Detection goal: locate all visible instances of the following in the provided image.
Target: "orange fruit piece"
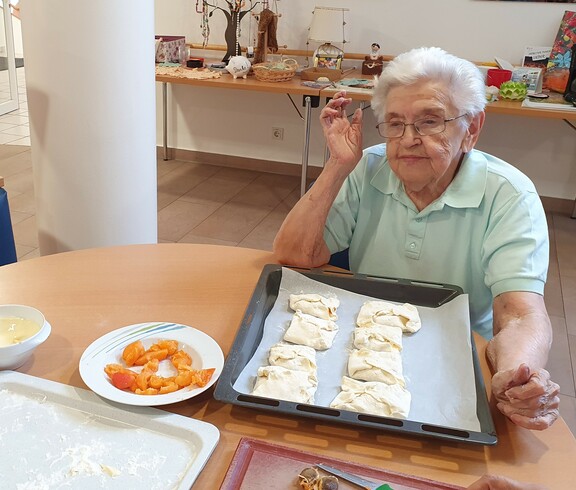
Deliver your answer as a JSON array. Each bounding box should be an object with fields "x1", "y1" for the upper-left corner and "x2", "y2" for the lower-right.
[
  {"x1": 122, "y1": 340, "x2": 145, "y2": 367},
  {"x1": 171, "y1": 350, "x2": 192, "y2": 369},
  {"x1": 133, "y1": 348, "x2": 169, "y2": 366}
]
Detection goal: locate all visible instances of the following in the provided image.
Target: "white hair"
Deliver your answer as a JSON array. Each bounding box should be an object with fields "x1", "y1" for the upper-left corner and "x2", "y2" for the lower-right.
[{"x1": 371, "y1": 47, "x2": 486, "y2": 123}]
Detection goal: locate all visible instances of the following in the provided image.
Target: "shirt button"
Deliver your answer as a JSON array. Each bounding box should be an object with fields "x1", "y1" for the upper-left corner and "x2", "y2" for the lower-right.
[{"x1": 410, "y1": 242, "x2": 416, "y2": 249}]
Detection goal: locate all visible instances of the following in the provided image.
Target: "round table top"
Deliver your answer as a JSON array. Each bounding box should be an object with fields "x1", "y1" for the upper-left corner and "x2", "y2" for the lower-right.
[{"x1": 1, "y1": 243, "x2": 575, "y2": 489}]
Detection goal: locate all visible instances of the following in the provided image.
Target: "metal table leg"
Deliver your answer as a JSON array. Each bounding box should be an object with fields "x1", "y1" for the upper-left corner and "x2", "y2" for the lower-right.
[
  {"x1": 300, "y1": 96, "x2": 312, "y2": 198},
  {"x1": 162, "y1": 82, "x2": 168, "y2": 161}
]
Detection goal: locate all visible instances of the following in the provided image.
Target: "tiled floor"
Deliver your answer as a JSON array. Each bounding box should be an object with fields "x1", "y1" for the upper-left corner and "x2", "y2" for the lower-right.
[{"x1": 2, "y1": 66, "x2": 576, "y2": 439}]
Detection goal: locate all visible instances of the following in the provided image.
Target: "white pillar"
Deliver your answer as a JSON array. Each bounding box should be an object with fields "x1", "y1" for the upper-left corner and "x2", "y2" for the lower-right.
[{"x1": 20, "y1": 0, "x2": 157, "y2": 254}]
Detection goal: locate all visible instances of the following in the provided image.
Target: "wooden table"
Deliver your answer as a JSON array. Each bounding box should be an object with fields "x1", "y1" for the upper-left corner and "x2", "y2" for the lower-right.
[
  {"x1": 156, "y1": 69, "x2": 322, "y2": 197},
  {"x1": 4, "y1": 244, "x2": 576, "y2": 489}
]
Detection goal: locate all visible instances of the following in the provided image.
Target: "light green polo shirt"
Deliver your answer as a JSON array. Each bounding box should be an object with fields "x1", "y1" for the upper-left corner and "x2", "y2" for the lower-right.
[{"x1": 324, "y1": 145, "x2": 549, "y2": 339}]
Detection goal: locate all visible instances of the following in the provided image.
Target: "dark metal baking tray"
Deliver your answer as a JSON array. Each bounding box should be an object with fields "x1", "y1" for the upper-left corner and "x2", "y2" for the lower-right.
[{"x1": 214, "y1": 264, "x2": 497, "y2": 446}]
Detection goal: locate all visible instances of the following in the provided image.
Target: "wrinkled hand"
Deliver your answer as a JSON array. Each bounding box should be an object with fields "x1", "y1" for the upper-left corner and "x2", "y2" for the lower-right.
[
  {"x1": 491, "y1": 363, "x2": 559, "y2": 430},
  {"x1": 467, "y1": 474, "x2": 547, "y2": 489},
  {"x1": 319, "y1": 91, "x2": 363, "y2": 172}
]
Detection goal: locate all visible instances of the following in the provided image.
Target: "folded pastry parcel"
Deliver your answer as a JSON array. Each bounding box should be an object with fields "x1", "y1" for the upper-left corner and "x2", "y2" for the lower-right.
[
  {"x1": 284, "y1": 310, "x2": 339, "y2": 350},
  {"x1": 268, "y1": 342, "x2": 317, "y2": 374},
  {"x1": 289, "y1": 293, "x2": 340, "y2": 321},
  {"x1": 252, "y1": 365, "x2": 318, "y2": 404},
  {"x1": 353, "y1": 324, "x2": 403, "y2": 352},
  {"x1": 356, "y1": 300, "x2": 421, "y2": 333},
  {"x1": 348, "y1": 348, "x2": 405, "y2": 386},
  {"x1": 330, "y1": 376, "x2": 411, "y2": 418}
]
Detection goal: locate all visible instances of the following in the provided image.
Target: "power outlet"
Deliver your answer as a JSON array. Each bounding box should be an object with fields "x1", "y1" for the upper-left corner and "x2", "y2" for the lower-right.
[{"x1": 272, "y1": 127, "x2": 284, "y2": 140}]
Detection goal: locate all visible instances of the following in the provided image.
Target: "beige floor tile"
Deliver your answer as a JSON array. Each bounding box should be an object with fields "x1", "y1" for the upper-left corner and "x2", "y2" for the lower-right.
[
  {"x1": 555, "y1": 214, "x2": 576, "y2": 278},
  {"x1": 12, "y1": 215, "x2": 38, "y2": 248},
  {"x1": 563, "y1": 276, "x2": 576, "y2": 336},
  {"x1": 0, "y1": 146, "x2": 32, "y2": 178},
  {"x1": 178, "y1": 233, "x2": 238, "y2": 246},
  {"x1": 7, "y1": 190, "x2": 36, "y2": 215},
  {"x1": 10, "y1": 136, "x2": 31, "y2": 146},
  {"x1": 570, "y1": 334, "x2": 576, "y2": 390},
  {"x1": 191, "y1": 201, "x2": 271, "y2": 243},
  {"x1": 157, "y1": 162, "x2": 221, "y2": 210},
  {"x1": 0, "y1": 143, "x2": 29, "y2": 161},
  {"x1": 8, "y1": 209, "x2": 32, "y2": 226},
  {"x1": 559, "y1": 394, "x2": 576, "y2": 438},
  {"x1": 230, "y1": 173, "x2": 300, "y2": 211},
  {"x1": 1, "y1": 125, "x2": 29, "y2": 137},
  {"x1": 15, "y1": 243, "x2": 36, "y2": 260},
  {"x1": 545, "y1": 269, "x2": 564, "y2": 318},
  {"x1": 158, "y1": 199, "x2": 221, "y2": 242},
  {"x1": 180, "y1": 172, "x2": 253, "y2": 206},
  {"x1": 3, "y1": 168, "x2": 35, "y2": 194},
  {"x1": 237, "y1": 199, "x2": 293, "y2": 251},
  {"x1": 18, "y1": 247, "x2": 40, "y2": 261},
  {"x1": 157, "y1": 159, "x2": 185, "y2": 178},
  {"x1": 548, "y1": 316, "x2": 575, "y2": 397}
]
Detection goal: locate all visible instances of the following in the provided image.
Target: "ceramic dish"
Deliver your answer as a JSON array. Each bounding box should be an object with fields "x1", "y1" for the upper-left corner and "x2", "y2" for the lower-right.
[{"x1": 80, "y1": 322, "x2": 224, "y2": 406}]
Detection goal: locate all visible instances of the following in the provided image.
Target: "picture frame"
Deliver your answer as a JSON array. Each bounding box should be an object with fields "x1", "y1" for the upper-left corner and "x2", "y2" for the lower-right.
[{"x1": 314, "y1": 54, "x2": 343, "y2": 70}]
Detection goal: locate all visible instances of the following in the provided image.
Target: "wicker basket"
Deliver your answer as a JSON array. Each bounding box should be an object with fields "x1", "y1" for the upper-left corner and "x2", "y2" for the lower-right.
[{"x1": 252, "y1": 59, "x2": 298, "y2": 82}]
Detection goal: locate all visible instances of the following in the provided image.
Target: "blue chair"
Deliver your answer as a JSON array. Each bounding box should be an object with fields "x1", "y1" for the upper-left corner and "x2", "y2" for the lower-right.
[
  {"x1": 329, "y1": 248, "x2": 350, "y2": 270},
  {"x1": 0, "y1": 178, "x2": 17, "y2": 266}
]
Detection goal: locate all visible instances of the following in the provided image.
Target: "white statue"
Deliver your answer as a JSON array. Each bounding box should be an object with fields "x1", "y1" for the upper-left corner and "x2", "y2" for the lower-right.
[{"x1": 226, "y1": 56, "x2": 252, "y2": 79}]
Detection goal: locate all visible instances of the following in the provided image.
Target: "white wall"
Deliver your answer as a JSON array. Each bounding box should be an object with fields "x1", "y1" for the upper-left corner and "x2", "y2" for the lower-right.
[{"x1": 155, "y1": 0, "x2": 576, "y2": 201}]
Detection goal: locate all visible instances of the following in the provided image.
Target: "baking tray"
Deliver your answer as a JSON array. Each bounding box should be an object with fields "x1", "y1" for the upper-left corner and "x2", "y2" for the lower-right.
[
  {"x1": 214, "y1": 265, "x2": 497, "y2": 445},
  {"x1": 220, "y1": 437, "x2": 464, "y2": 489},
  {"x1": 0, "y1": 371, "x2": 219, "y2": 489}
]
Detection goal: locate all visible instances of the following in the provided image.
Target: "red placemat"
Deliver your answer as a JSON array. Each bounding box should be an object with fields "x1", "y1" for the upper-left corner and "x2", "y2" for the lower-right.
[{"x1": 220, "y1": 438, "x2": 464, "y2": 490}]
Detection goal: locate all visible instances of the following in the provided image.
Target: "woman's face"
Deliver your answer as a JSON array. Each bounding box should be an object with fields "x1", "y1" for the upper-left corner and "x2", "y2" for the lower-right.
[{"x1": 383, "y1": 80, "x2": 481, "y2": 198}]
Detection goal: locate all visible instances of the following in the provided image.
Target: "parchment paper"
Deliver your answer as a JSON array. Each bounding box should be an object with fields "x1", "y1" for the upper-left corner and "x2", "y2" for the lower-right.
[{"x1": 233, "y1": 268, "x2": 480, "y2": 432}]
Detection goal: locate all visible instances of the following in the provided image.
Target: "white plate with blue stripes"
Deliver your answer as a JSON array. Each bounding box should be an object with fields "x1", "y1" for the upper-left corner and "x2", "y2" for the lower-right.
[{"x1": 80, "y1": 322, "x2": 224, "y2": 406}]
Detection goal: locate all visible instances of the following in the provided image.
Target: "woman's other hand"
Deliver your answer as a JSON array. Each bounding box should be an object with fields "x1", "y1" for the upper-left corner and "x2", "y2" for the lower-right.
[
  {"x1": 467, "y1": 474, "x2": 547, "y2": 489},
  {"x1": 491, "y1": 363, "x2": 559, "y2": 430}
]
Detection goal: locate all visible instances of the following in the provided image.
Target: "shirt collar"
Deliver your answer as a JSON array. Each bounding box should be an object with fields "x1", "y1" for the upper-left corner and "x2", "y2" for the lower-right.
[{"x1": 370, "y1": 149, "x2": 488, "y2": 210}]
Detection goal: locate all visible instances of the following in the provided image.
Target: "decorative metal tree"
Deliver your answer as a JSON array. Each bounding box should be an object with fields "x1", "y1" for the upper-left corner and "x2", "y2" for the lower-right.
[{"x1": 199, "y1": 1, "x2": 259, "y2": 62}]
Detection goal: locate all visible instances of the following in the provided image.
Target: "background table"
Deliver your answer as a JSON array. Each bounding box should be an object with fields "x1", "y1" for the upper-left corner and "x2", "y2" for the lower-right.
[{"x1": 2, "y1": 244, "x2": 576, "y2": 489}]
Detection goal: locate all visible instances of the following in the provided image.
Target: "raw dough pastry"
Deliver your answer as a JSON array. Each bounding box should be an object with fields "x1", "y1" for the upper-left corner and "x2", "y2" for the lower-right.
[
  {"x1": 289, "y1": 293, "x2": 340, "y2": 320},
  {"x1": 268, "y1": 342, "x2": 317, "y2": 373},
  {"x1": 348, "y1": 348, "x2": 405, "y2": 386},
  {"x1": 354, "y1": 325, "x2": 403, "y2": 352},
  {"x1": 330, "y1": 376, "x2": 411, "y2": 418},
  {"x1": 252, "y1": 365, "x2": 317, "y2": 404},
  {"x1": 356, "y1": 300, "x2": 421, "y2": 333},
  {"x1": 283, "y1": 311, "x2": 339, "y2": 350}
]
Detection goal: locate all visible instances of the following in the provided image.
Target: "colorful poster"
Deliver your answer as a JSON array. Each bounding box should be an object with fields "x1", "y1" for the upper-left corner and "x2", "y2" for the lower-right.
[{"x1": 543, "y1": 11, "x2": 576, "y2": 92}]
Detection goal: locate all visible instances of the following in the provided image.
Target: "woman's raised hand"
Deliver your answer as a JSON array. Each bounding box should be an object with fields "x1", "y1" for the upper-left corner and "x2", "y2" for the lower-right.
[{"x1": 319, "y1": 91, "x2": 363, "y2": 172}]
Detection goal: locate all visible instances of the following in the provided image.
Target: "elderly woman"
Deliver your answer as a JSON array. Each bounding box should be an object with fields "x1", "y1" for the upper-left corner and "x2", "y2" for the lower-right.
[{"x1": 273, "y1": 47, "x2": 559, "y2": 430}]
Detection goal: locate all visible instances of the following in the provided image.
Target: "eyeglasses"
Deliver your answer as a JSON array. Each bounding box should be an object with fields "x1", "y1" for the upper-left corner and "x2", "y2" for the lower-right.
[{"x1": 376, "y1": 114, "x2": 468, "y2": 138}]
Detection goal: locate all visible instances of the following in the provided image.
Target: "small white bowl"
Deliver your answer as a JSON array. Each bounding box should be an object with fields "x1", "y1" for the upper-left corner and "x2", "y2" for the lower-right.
[{"x1": 0, "y1": 304, "x2": 51, "y2": 370}]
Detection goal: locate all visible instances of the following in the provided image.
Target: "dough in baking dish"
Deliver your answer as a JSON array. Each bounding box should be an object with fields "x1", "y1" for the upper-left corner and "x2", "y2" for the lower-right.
[
  {"x1": 289, "y1": 293, "x2": 340, "y2": 321},
  {"x1": 356, "y1": 300, "x2": 421, "y2": 333},
  {"x1": 353, "y1": 325, "x2": 403, "y2": 352},
  {"x1": 330, "y1": 376, "x2": 411, "y2": 418},
  {"x1": 348, "y1": 348, "x2": 405, "y2": 386},
  {"x1": 283, "y1": 310, "x2": 339, "y2": 350},
  {"x1": 268, "y1": 342, "x2": 317, "y2": 373},
  {"x1": 252, "y1": 365, "x2": 317, "y2": 404}
]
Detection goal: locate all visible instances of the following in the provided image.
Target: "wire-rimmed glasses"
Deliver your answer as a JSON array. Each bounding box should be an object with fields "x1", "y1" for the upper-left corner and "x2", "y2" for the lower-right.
[{"x1": 376, "y1": 114, "x2": 468, "y2": 138}]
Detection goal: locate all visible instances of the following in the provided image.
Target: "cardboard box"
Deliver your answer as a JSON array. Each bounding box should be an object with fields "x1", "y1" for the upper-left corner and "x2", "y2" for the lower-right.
[{"x1": 155, "y1": 35, "x2": 185, "y2": 63}]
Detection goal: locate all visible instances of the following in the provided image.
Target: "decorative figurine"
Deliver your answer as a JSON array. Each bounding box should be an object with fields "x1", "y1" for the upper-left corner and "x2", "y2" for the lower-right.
[
  {"x1": 362, "y1": 42, "x2": 384, "y2": 76},
  {"x1": 226, "y1": 55, "x2": 252, "y2": 79}
]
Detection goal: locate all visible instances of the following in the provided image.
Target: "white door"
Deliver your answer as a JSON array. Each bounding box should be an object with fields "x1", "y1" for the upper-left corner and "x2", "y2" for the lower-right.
[{"x1": 0, "y1": 0, "x2": 19, "y2": 116}]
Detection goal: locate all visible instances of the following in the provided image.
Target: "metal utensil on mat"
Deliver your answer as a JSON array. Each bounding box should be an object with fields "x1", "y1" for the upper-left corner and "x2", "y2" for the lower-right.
[{"x1": 316, "y1": 463, "x2": 394, "y2": 490}]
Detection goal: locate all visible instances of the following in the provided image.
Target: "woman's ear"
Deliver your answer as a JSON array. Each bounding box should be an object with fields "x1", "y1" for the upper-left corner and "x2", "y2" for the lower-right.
[{"x1": 461, "y1": 112, "x2": 485, "y2": 153}]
